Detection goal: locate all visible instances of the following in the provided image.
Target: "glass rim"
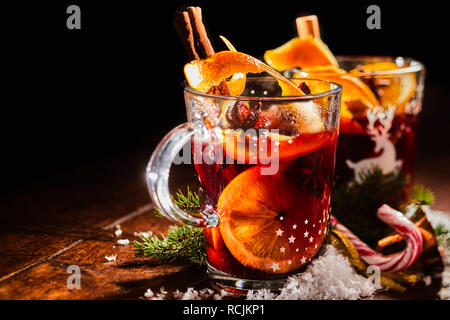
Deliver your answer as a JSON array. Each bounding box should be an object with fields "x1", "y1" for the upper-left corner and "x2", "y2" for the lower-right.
[
  {"x1": 289, "y1": 56, "x2": 424, "y2": 77},
  {"x1": 182, "y1": 78, "x2": 342, "y2": 102},
  {"x1": 336, "y1": 55, "x2": 425, "y2": 76}
]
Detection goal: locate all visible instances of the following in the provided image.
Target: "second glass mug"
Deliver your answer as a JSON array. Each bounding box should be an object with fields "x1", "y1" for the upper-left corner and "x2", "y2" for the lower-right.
[
  {"x1": 285, "y1": 57, "x2": 425, "y2": 245},
  {"x1": 147, "y1": 78, "x2": 342, "y2": 291},
  {"x1": 285, "y1": 56, "x2": 425, "y2": 187}
]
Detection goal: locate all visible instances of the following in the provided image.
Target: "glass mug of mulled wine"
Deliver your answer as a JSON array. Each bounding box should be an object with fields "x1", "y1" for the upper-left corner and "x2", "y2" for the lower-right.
[
  {"x1": 146, "y1": 77, "x2": 341, "y2": 291},
  {"x1": 286, "y1": 56, "x2": 425, "y2": 244}
]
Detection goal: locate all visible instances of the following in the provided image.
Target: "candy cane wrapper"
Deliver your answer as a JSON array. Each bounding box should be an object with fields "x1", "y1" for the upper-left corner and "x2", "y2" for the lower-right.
[{"x1": 330, "y1": 204, "x2": 423, "y2": 272}]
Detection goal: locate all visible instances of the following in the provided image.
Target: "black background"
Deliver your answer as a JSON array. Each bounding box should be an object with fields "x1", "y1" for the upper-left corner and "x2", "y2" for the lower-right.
[{"x1": 2, "y1": 0, "x2": 449, "y2": 196}]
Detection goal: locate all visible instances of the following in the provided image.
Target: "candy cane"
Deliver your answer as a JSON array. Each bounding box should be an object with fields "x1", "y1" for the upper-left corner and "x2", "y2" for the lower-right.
[{"x1": 330, "y1": 204, "x2": 423, "y2": 272}]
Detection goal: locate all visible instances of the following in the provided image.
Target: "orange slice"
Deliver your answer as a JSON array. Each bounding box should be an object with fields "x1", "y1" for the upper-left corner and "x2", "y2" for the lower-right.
[
  {"x1": 264, "y1": 36, "x2": 339, "y2": 71},
  {"x1": 294, "y1": 71, "x2": 381, "y2": 119},
  {"x1": 297, "y1": 65, "x2": 346, "y2": 75},
  {"x1": 222, "y1": 130, "x2": 331, "y2": 164},
  {"x1": 219, "y1": 36, "x2": 246, "y2": 96},
  {"x1": 351, "y1": 62, "x2": 399, "y2": 72},
  {"x1": 184, "y1": 51, "x2": 305, "y2": 96},
  {"x1": 225, "y1": 72, "x2": 247, "y2": 96},
  {"x1": 218, "y1": 164, "x2": 329, "y2": 273},
  {"x1": 334, "y1": 75, "x2": 380, "y2": 114},
  {"x1": 351, "y1": 62, "x2": 417, "y2": 112}
]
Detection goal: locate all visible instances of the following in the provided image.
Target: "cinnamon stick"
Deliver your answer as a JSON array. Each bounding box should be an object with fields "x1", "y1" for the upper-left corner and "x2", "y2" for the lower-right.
[
  {"x1": 187, "y1": 6, "x2": 215, "y2": 58},
  {"x1": 296, "y1": 15, "x2": 320, "y2": 39},
  {"x1": 174, "y1": 11, "x2": 199, "y2": 60},
  {"x1": 174, "y1": 6, "x2": 231, "y2": 95}
]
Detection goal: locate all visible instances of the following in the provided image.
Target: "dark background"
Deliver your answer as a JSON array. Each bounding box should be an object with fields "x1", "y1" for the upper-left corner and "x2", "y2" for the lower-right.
[{"x1": 2, "y1": 0, "x2": 449, "y2": 197}]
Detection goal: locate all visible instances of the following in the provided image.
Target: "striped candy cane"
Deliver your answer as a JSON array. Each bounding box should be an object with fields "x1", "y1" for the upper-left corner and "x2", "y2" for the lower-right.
[{"x1": 330, "y1": 204, "x2": 423, "y2": 272}]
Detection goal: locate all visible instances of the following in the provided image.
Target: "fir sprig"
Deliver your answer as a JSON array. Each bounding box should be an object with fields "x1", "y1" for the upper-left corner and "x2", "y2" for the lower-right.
[
  {"x1": 410, "y1": 184, "x2": 435, "y2": 206},
  {"x1": 134, "y1": 225, "x2": 206, "y2": 265},
  {"x1": 135, "y1": 187, "x2": 206, "y2": 265},
  {"x1": 153, "y1": 186, "x2": 201, "y2": 218},
  {"x1": 172, "y1": 187, "x2": 201, "y2": 213}
]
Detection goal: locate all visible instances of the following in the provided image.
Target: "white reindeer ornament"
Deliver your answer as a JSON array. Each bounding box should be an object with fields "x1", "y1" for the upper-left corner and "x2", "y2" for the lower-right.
[{"x1": 346, "y1": 106, "x2": 402, "y2": 183}]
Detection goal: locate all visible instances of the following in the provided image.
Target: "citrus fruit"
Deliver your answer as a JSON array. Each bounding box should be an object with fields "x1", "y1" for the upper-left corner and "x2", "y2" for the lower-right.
[
  {"x1": 351, "y1": 62, "x2": 417, "y2": 112},
  {"x1": 218, "y1": 35, "x2": 246, "y2": 96},
  {"x1": 264, "y1": 36, "x2": 339, "y2": 71},
  {"x1": 294, "y1": 71, "x2": 381, "y2": 119},
  {"x1": 335, "y1": 75, "x2": 380, "y2": 115},
  {"x1": 296, "y1": 65, "x2": 346, "y2": 75},
  {"x1": 217, "y1": 164, "x2": 330, "y2": 273},
  {"x1": 352, "y1": 62, "x2": 398, "y2": 72},
  {"x1": 222, "y1": 129, "x2": 331, "y2": 165},
  {"x1": 184, "y1": 51, "x2": 305, "y2": 96}
]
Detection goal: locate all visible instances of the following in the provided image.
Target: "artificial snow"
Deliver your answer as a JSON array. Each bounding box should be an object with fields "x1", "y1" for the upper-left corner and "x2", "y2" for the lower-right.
[
  {"x1": 117, "y1": 239, "x2": 130, "y2": 246},
  {"x1": 144, "y1": 287, "x2": 167, "y2": 300},
  {"x1": 438, "y1": 251, "x2": 450, "y2": 300},
  {"x1": 114, "y1": 225, "x2": 123, "y2": 237},
  {"x1": 134, "y1": 231, "x2": 153, "y2": 238},
  {"x1": 139, "y1": 208, "x2": 450, "y2": 300},
  {"x1": 144, "y1": 289, "x2": 154, "y2": 298},
  {"x1": 247, "y1": 245, "x2": 376, "y2": 300},
  {"x1": 175, "y1": 288, "x2": 214, "y2": 300},
  {"x1": 424, "y1": 208, "x2": 450, "y2": 300},
  {"x1": 145, "y1": 287, "x2": 230, "y2": 300},
  {"x1": 144, "y1": 245, "x2": 377, "y2": 300},
  {"x1": 105, "y1": 255, "x2": 117, "y2": 262}
]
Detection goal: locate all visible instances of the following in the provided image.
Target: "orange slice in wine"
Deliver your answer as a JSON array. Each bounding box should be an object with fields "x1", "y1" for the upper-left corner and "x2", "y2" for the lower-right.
[
  {"x1": 184, "y1": 51, "x2": 305, "y2": 96},
  {"x1": 334, "y1": 75, "x2": 380, "y2": 115},
  {"x1": 293, "y1": 71, "x2": 381, "y2": 119},
  {"x1": 355, "y1": 62, "x2": 399, "y2": 72},
  {"x1": 299, "y1": 65, "x2": 346, "y2": 75},
  {"x1": 350, "y1": 62, "x2": 417, "y2": 112},
  {"x1": 222, "y1": 131, "x2": 330, "y2": 164},
  {"x1": 264, "y1": 36, "x2": 339, "y2": 71},
  {"x1": 217, "y1": 164, "x2": 329, "y2": 274}
]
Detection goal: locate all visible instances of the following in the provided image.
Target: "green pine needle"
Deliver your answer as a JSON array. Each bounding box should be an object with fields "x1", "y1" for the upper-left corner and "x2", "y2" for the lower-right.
[
  {"x1": 435, "y1": 223, "x2": 449, "y2": 237},
  {"x1": 173, "y1": 186, "x2": 201, "y2": 213},
  {"x1": 135, "y1": 187, "x2": 206, "y2": 265},
  {"x1": 134, "y1": 225, "x2": 206, "y2": 265},
  {"x1": 411, "y1": 184, "x2": 435, "y2": 206},
  {"x1": 153, "y1": 186, "x2": 201, "y2": 218}
]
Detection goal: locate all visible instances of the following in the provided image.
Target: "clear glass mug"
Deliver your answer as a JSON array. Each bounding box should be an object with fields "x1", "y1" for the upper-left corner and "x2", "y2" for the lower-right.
[
  {"x1": 146, "y1": 77, "x2": 341, "y2": 291},
  {"x1": 286, "y1": 56, "x2": 425, "y2": 244},
  {"x1": 286, "y1": 56, "x2": 425, "y2": 186}
]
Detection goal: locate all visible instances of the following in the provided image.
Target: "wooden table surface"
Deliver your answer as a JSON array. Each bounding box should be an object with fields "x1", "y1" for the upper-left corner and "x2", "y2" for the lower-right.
[{"x1": 0, "y1": 142, "x2": 448, "y2": 300}]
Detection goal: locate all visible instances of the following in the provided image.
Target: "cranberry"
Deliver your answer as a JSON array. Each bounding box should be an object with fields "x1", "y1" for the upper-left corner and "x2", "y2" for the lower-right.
[
  {"x1": 227, "y1": 101, "x2": 251, "y2": 127},
  {"x1": 227, "y1": 101, "x2": 265, "y2": 130}
]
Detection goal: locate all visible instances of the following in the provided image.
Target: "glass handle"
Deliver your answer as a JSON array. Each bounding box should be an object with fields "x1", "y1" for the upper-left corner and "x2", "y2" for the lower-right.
[{"x1": 146, "y1": 121, "x2": 219, "y2": 227}]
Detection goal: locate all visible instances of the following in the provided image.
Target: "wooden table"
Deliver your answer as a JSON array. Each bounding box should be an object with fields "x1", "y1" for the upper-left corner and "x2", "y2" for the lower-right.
[{"x1": 0, "y1": 143, "x2": 448, "y2": 300}]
